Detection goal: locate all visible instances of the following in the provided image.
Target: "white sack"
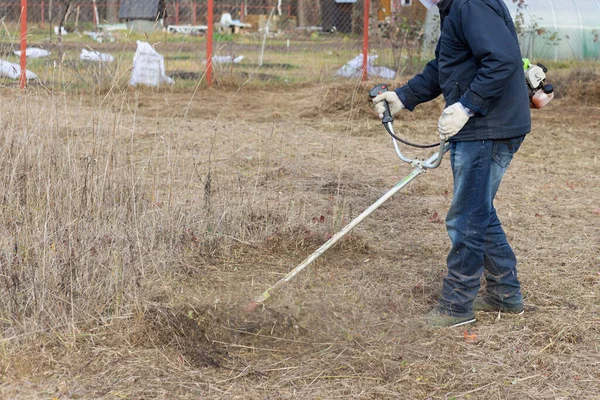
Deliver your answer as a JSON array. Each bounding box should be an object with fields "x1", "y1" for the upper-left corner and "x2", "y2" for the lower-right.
[
  {"x1": 54, "y1": 26, "x2": 68, "y2": 35},
  {"x1": 204, "y1": 55, "x2": 244, "y2": 64},
  {"x1": 14, "y1": 48, "x2": 51, "y2": 58},
  {"x1": 0, "y1": 59, "x2": 37, "y2": 80},
  {"x1": 80, "y1": 48, "x2": 114, "y2": 63},
  {"x1": 335, "y1": 54, "x2": 396, "y2": 80},
  {"x1": 129, "y1": 41, "x2": 174, "y2": 87}
]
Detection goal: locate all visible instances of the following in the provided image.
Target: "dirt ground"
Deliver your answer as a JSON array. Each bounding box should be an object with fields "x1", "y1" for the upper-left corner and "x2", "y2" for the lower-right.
[{"x1": 1, "y1": 79, "x2": 599, "y2": 399}]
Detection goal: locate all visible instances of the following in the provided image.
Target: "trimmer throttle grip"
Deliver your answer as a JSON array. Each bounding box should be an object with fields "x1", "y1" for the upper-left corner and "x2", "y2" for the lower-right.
[{"x1": 369, "y1": 84, "x2": 394, "y2": 124}]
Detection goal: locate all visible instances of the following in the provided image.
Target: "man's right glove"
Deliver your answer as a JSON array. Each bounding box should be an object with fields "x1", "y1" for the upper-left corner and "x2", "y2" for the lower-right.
[{"x1": 372, "y1": 91, "x2": 405, "y2": 120}]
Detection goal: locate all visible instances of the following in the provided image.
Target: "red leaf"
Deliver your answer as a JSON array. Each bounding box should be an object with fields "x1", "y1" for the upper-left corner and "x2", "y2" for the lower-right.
[
  {"x1": 535, "y1": 213, "x2": 543, "y2": 218},
  {"x1": 566, "y1": 181, "x2": 576, "y2": 189},
  {"x1": 312, "y1": 215, "x2": 326, "y2": 223},
  {"x1": 594, "y1": 210, "x2": 600, "y2": 216},
  {"x1": 428, "y1": 212, "x2": 443, "y2": 224}
]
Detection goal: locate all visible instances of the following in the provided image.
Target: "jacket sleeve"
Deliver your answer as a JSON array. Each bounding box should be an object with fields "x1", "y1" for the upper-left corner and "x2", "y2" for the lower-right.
[
  {"x1": 458, "y1": 0, "x2": 523, "y2": 116},
  {"x1": 395, "y1": 40, "x2": 442, "y2": 111}
]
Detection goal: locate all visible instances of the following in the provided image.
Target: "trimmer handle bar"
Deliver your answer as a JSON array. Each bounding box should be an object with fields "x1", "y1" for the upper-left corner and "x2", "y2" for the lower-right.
[{"x1": 370, "y1": 84, "x2": 448, "y2": 170}]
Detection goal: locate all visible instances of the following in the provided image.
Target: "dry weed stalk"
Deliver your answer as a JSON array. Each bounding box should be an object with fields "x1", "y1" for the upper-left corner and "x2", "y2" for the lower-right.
[{"x1": 0, "y1": 87, "x2": 295, "y2": 346}]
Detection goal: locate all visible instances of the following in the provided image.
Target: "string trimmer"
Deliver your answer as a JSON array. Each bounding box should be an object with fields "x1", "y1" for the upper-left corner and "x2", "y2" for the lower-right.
[
  {"x1": 245, "y1": 58, "x2": 555, "y2": 313},
  {"x1": 245, "y1": 84, "x2": 449, "y2": 313}
]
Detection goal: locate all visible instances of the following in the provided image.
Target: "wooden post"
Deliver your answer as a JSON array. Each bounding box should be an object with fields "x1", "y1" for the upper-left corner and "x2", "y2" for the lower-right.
[
  {"x1": 41, "y1": 0, "x2": 44, "y2": 28},
  {"x1": 75, "y1": 5, "x2": 80, "y2": 31},
  {"x1": 362, "y1": 0, "x2": 370, "y2": 81},
  {"x1": 175, "y1": 2, "x2": 179, "y2": 25},
  {"x1": 20, "y1": 0, "x2": 27, "y2": 89},
  {"x1": 192, "y1": 2, "x2": 196, "y2": 25},
  {"x1": 298, "y1": 0, "x2": 307, "y2": 27}
]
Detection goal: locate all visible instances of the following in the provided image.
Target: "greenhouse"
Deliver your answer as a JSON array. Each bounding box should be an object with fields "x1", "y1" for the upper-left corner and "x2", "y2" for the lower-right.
[{"x1": 423, "y1": 0, "x2": 600, "y2": 61}]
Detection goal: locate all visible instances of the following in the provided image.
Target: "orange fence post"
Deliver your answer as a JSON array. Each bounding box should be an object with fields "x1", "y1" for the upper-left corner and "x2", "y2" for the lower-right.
[
  {"x1": 92, "y1": 0, "x2": 97, "y2": 25},
  {"x1": 20, "y1": 0, "x2": 27, "y2": 89},
  {"x1": 362, "y1": 0, "x2": 370, "y2": 81},
  {"x1": 206, "y1": 0, "x2": 213, "y2": 87}
]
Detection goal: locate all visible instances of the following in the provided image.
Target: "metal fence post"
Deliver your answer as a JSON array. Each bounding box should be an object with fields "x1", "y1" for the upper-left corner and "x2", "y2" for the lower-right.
[
  {"x1": 20, "y1": 0, "x2": 27, "y2": 89},
  {"x1": 206, "y1": 0, "x2": 213, "y2": 87},
  {"x1": 362, "y1": 0, "x2": 370, "y2": 81}
]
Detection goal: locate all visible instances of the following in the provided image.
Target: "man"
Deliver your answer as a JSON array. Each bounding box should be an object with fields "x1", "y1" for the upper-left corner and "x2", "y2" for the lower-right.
[{"x1": 373, "y1": 0, "x2": 531, "y2": 327}]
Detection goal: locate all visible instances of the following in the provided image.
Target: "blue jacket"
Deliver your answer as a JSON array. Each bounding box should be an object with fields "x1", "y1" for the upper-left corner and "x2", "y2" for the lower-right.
[{"x1": 396, "y1": 0, "x2": 531, "y2": 141}]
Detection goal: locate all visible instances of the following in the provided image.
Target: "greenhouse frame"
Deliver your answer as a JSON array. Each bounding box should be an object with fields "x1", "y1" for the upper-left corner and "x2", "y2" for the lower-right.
[{"x1": 423, "y1": 0, "x2": 600, "y2": 61}]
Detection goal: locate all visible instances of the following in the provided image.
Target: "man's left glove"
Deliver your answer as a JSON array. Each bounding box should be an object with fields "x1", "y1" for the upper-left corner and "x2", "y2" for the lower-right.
[{"x1": 438, "y1": 102, "x2": 472, "y2": 140}]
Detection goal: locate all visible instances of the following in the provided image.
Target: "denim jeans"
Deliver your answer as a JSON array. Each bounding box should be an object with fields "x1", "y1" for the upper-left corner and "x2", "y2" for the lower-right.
[{"x1": 439, "y1": 136, "x2": 525, "y2": 316}]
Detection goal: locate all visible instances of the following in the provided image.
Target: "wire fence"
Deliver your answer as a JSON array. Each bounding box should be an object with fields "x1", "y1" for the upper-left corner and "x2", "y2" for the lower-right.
[
  {"x1": 0, "y1": 2, "x2": 295, "y2": 27},
  {"x1": 0, "y1": 0, "x2": 429, "y2": 89},
  {"x1": 1, "y1": 0, "x2": 598, "y2": 90}
]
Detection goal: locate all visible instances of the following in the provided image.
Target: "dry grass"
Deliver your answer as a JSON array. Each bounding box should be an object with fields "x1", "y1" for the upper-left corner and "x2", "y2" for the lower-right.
[
  {"x1": 0, "y1": 76, "x2": 599, "y2": 399},
  {"x1": 552, "y1": 67, "x2": 600, "y2": 105}
]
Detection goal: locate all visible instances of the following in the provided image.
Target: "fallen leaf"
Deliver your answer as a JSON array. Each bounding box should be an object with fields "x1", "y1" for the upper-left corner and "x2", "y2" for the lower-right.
[
  {"x1": 463, "y1": 330, "x2": 478, "y2": 342},
  {"x1": 428, "y1": 212, "x2": 443, "y2": 224},
  {"x1": 566, "y1": 181, "x2": 576, "y2": 189}
]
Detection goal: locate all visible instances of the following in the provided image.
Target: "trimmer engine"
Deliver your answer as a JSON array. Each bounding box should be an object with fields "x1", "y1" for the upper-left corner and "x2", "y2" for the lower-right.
[
  {"x1": 524, "y1": 60, "x2": 547, "y2": 93},
  {"x1": 523, "y1": 58, "x2": 554, "y2": 109}
]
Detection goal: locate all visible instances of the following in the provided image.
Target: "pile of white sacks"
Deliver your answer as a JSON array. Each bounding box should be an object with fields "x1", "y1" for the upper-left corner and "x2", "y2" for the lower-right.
[{"x1": 2, "y1": 42, "x2": 175, "y2": 87}]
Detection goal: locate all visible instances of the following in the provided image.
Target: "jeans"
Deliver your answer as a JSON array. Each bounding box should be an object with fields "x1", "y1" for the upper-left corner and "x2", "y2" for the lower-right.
[{"x1": 439, "y1": 136, "x2": 525, "y2": 316}]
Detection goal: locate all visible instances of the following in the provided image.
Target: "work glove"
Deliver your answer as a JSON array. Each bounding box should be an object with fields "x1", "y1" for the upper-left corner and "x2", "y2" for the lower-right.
[
  {"x1": 438, "y1": 102, "x2": 472, "y2": 140},
  {"x1": 372, "y1": 91, "x2": 405, "y2": 119}
]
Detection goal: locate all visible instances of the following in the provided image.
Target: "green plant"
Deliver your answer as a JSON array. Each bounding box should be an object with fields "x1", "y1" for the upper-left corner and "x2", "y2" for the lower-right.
[
  {"x1": 512, "y1": 0, "x2": 563, "y2": 59},
  {"x1": 213, "y1": 32, "x2": 234, "y2": 42}
]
